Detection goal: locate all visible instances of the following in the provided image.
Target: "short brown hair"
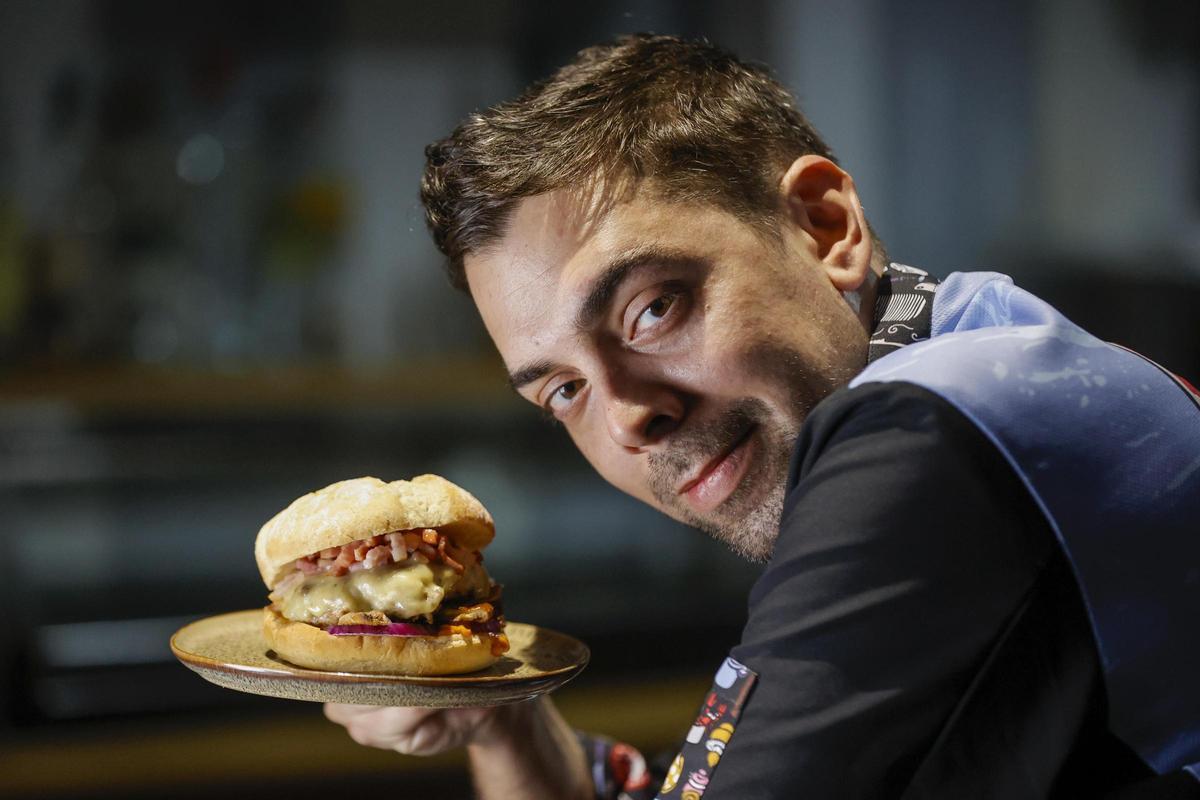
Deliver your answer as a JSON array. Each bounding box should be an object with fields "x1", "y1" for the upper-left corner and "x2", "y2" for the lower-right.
[{"x1": 421, "y1": 34, "x2": 848, "y2": 291}]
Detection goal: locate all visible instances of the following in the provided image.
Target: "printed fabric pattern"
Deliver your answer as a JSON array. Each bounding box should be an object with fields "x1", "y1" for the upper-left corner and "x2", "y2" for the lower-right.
[
  {"x1": 653, "y1": 657, "x2": 757, "y2": 800},
  {"x1": 867, "y1": 263, "x2": 940, "y2": 363},
  {"x1": 577, "y1": 658, "x2": 757, "y2": 800}
]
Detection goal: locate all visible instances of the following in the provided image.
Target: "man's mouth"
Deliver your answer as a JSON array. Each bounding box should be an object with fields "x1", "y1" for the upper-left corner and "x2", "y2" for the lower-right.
[{"x1": 676, "y1": 425, "x2": 757, "y2": 514}]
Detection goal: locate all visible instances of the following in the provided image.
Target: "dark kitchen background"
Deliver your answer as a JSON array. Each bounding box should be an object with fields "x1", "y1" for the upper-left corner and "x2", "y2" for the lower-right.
[{"x1": 1, "y1": 1, "x2": 1197, "y2": 797}]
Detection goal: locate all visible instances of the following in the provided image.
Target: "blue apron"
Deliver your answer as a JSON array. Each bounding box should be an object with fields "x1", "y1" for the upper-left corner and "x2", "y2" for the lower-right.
[{"x1": 850, "y1": 271, "x2": 1200, "y2": 776}]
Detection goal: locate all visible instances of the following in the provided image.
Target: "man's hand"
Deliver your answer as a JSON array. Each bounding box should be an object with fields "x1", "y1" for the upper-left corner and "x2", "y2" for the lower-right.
[
  {"x1": 323, "y1": 704, "x2": 505, "y2": 756},
  {"x1": 323, "y1": 696, "x2": 593, "y2": 800}
]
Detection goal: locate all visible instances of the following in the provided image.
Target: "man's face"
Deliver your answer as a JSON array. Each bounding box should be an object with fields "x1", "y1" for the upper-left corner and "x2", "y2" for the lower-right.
[{"x1": 465, "y1": 182, "x2": 869, "y2": 561}]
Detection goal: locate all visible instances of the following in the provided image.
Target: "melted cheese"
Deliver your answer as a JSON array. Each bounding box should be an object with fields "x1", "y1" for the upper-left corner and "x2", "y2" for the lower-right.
[{"x1": 278, "y1": 560, "x2": 488, "y2": 625}]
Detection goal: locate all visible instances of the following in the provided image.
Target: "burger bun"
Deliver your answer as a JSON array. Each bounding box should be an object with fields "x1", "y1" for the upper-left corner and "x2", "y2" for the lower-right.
[
  {"x1": 255, "y1": 475, "x2": 494, "y2": 589},
  {"x1": 262, "y1": 607, "x2": 501, "y2": 675}
]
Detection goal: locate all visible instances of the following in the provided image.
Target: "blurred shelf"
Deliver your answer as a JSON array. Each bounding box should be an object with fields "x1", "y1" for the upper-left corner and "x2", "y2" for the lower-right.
[
  {"x1": 0, "y1": 672, "x2": 708, "y2": 798},
  {"x1": 0, "y1": 358, "x2": 521, "y2": 416}
]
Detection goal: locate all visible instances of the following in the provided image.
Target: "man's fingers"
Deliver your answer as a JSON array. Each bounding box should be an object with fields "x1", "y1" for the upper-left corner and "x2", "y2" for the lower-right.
[
  {"x1": 323, "y1": 703, "x2": 379, "y2": 724},
  {"x1": 322, "y1": 704, "x2": 505, "y2": 755},
  {"x1": 325, "y1": 703, "x2": 437, "y2": 723},
  {"x1": 323, "y1": 704, "x2": 444, "y2": 747},
  {"x1": 346, "y1": 718, "x2": 409, "y2": 749},
  {"x1": 403, "y1": 712, "x2": 449, "y2": 755},
  {"x1": 335, "y1": 708, "x2": 449, "y2": 753}
]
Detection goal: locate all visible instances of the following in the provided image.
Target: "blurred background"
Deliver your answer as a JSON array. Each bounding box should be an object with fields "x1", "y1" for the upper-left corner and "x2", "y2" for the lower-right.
[{"x1": 1, "y1": 0, "x2": 1197, "y2": 797}]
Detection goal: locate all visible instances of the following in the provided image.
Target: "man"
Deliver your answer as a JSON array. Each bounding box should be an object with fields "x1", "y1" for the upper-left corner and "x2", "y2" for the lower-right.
[{"x1": 325, "y1": 35, "x2": 1200, "y2": 798}]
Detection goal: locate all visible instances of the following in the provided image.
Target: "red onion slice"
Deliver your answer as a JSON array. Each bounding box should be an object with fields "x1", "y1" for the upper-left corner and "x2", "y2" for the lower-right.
[{"x1": 327, "y1": 622, "x2": 434, "y2": 636}]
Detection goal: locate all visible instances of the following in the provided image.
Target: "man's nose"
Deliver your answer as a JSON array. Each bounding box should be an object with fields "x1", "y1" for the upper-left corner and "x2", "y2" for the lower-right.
[{"x1": 602, "y1": 383, "x2": 684, "y2": 450}]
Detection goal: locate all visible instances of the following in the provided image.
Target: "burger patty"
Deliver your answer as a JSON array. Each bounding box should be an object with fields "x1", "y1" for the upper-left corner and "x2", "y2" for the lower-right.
[{"x1": 274, "y1": 559, "x2": 493, "y2": 627}]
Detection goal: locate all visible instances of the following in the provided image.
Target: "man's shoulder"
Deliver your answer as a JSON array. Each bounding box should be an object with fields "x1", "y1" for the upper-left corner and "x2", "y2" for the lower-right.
[
  {"x1": 725, "y1": 382, "x2": 1069, "y2": 797},
  {"x1": 763, "y1": 379, "x2": 1054, "y2": 602},
  {"x1": 786, "y1": 379, "x2": 998, "y2": 494}
]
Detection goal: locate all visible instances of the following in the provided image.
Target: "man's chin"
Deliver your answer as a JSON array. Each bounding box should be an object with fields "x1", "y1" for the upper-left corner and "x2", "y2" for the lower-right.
[
  {"x1": 678, "y1": 482, "x2": 784, "y2": 564},
  {"x1": 645, "y1": 398, "x2": 796, "y2": 563},
  {"x1": 692, "y1": 515, "x2": 779, "y2": 564}
]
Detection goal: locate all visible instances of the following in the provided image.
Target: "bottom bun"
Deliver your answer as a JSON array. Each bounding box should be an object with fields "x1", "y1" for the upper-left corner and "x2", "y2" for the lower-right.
[{"x1": 262, "y1": 607, "x2": 501, "y2": 675}]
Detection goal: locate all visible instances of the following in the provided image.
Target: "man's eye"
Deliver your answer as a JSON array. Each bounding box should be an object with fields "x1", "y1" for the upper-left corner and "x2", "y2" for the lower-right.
[
  {"x1": 632, "y1": 292, "x2": 678, "y2": 337},
  {"x1": 555, "y1": 380, "x2": 582, "y2": 401},
  {"x1": 546, "y1": 378, "x2": 585, "y2": 414}
]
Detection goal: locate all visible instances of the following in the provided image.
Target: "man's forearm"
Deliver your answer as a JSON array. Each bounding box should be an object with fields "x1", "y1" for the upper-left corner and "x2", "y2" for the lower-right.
[{"x1": 467, "y1": 696, "x2": 593, "y2": 800}]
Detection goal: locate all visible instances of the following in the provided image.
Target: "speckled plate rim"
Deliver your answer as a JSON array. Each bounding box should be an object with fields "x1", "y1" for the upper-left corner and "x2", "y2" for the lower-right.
[{"x1": 170, "y1": 610, "x2": 589, "y2": 694}]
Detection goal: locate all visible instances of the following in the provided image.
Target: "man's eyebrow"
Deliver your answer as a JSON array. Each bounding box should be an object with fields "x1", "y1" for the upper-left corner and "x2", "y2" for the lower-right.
[
  {"x1": 574, "y1": 246, "x2": 689, "y2": 331},
  {"x1": 508, "y1": 359, "x2": 556, "y2": 393},
  {"x1": 506, "y1": 246, "x2": 692, "y2": 394}
]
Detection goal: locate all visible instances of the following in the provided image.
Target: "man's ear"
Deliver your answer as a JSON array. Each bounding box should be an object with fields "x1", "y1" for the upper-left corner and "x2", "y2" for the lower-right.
[{"x1": 780, "y1": 155, "x2": 873, "y2": 293}]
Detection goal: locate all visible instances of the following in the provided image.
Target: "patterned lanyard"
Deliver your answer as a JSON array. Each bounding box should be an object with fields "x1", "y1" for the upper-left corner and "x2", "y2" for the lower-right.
[{"x1": 867, "y1": 263, "x2": 940, "y2": 365}]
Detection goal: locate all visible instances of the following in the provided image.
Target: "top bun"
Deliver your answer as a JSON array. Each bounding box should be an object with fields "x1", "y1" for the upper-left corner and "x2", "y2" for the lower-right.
[{"x1": 254, "y1": 475, "x2": 494, "y2": 588}]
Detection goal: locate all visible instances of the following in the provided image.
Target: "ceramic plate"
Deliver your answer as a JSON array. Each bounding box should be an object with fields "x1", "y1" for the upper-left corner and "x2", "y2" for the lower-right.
[{"x1": 171, "y1": 610, "x2": 589, "y2": 707}]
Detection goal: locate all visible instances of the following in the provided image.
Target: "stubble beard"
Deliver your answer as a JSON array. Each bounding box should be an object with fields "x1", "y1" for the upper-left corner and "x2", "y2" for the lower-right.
[
  {"x1": 646, "y1": 341, "x2": 858, "y2": 563},
  {"x1": 647, "y1": 397, "x2": 798, "y2": 563}
]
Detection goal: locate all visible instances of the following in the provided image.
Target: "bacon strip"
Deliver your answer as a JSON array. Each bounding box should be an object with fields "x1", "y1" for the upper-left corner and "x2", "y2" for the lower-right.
[
  {"x1": 336, "y1": 610, "x2": 390, "y2": 626},
  {"x1": 387, "y1": 532, "x2": 408, "y2": 562},
  {"x1": 448, "y1": 602, "x2": 494, "y2": 623},
  {"x1": 363, "y1": 545, "x2": 391, "y2": 569},
  {"x1": 331, "y1": 546, "x2": 354, "y2": 576},
  {"x1": 288, "y1": 529, "x2": 473, "y2": 579},
  {"x1": 268, "y1": 570, "x2": 306, "y2": 603},
  {"x1": 438, "y1": 537, "x2": 464, "y2": 573},
  {"x1": 295, "y1": 559, "x2": 321, "y2": 575}
]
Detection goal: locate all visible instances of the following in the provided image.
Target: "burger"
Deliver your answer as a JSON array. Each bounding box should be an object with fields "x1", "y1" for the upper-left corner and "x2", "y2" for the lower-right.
[{"x1": 255, "y1": 475, "x2": 508, "y2": 675}]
